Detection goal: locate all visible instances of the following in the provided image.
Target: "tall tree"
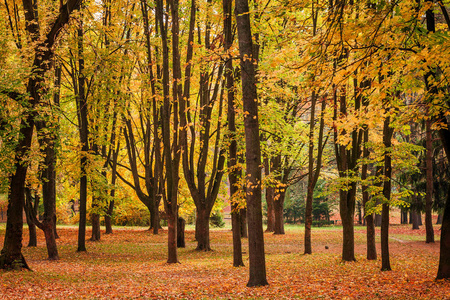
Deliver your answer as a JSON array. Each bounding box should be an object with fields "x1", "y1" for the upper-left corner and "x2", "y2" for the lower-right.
[
  {"x1": 179, "y1": 0, "x2": 227, "y2": 251},
  {"x1": 223, "y1": 0, "x2": 244, "y2": 266},
  {"x1": 235, "y1": 0, "x2": 268, "y2": 286},
  {"x1": 0, "y1": 0, "x2": 82, "y2": 269}
]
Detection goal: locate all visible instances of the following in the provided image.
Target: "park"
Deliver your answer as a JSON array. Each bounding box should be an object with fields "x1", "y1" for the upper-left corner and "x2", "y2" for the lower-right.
[{"x1": 1, "y1": 223, "x2": 449, "y2": 299}]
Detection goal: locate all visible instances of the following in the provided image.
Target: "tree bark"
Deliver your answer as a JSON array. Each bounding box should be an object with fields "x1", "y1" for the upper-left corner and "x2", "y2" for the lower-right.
[
  {"x1": 425, "y1": 118, "x2": 434, "y2": 243},
  {"x1": 362, "y1": 128, "x2": 377, "y2": 260},
  {"x1": 273, "y1": 190, "x2": 286, "y2": 235},
  {"x1": 35, "y1": 119, "x2": 60, "y2": 260},
  {"x1": 224, "y1": 0, "x2": 244, "y2": 267},
  {"x1": 24, "y1": 188, "x2": 37, "y2": 247},
  {"x1": 381, "y1": 116, "x2": 393, "y2": 271},
  {"x1": 264, "y1": 158, "x2": 275, "y2": 232},
  {"x1": 76, "y1": 21, "x2": 88, "y2": 253},
  {"x1": 196, "y1": 206, "x2": 211, "y2": 251},
  {"x1": 436, "y1": 115, "x2": 450, "y2": 279},
  {"x1": 236, "y1": 0, "x2": 268, "y2": 286},
  {"x1": 240, "y1": 208, "x2": 248, "y2": 238}
]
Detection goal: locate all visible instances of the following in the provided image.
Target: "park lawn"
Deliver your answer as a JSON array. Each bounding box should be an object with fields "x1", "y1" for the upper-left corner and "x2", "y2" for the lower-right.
[{"x1": 0, "y1": 224, "x2": 449, "y2": 299}]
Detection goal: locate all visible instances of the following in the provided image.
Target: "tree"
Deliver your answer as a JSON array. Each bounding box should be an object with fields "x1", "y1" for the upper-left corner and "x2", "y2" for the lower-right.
[
  {"x1": 223, "y1": 0, "x2": 244, "y2": 267},
  {"x1": 235, "y1": 0, "x2": 268, "y2": 286},
  {"x1": 0, "y1": 0, "x2": 82, "y2": 269},
  {"x1": 179, "y1": 0, "x2": 227, "y2": 251}
]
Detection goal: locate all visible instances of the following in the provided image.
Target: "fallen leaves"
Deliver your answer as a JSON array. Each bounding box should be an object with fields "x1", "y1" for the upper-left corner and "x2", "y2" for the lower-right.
[{"x1": 0, "y1": 225, "x2": 449, "y2": 299}]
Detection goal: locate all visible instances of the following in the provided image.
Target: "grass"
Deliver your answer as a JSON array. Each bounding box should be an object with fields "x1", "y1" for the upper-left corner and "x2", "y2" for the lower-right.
[{"x1": 0, "y1": 223, "x2": 448, "y2": 299}]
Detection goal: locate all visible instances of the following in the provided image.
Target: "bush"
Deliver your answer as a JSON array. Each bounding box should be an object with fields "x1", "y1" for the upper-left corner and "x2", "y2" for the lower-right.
[
  {"x1": 312, "y1": 220, "x2": 334, "y2": 227},
  {"x1": 210, "y1": 212, "x2": 225, "y2": 228}
]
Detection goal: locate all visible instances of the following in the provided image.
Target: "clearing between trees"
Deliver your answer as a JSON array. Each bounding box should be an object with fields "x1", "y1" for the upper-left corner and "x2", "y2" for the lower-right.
[{"x1": 0, "y1": 224, "x2": 449, "y2": 299}]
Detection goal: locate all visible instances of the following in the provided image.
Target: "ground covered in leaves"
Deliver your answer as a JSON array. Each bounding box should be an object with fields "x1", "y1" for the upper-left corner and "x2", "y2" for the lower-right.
[{"x1": 0, "y1": 224, "x2": 449, "y2": 299}]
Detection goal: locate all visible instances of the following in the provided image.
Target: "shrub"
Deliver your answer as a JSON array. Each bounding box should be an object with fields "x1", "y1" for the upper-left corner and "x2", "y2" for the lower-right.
[{"x1": 210, "y1": 212, "x2": 225, "y2": 228}]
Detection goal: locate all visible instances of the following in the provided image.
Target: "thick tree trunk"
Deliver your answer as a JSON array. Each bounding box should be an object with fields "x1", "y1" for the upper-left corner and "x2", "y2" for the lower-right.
[
  {"x1": 0, "y1": 117, "x2": 33, "y2": 270},
  {"x1": 340, "y1": 190, "x2": 356, "y2": 262},
  {"x1": 196, "y1": 206, "x2": 211, "y2": 251},
  {"x1": 412, "y1": 211, "x2": 420, "y2": 230},
  {"x1": 436, "y1": 117, "x2": 450, "y2": 279},
  {"x1": 149, "y1": 199, "x2": 160, "y2": 234},
  {"x1": 90, "y1": 208, "x2": 101, "y2": 241},
  {"x1": 177, "y1": 217, "x2": 185, "y2": 248},
  {"x1": 166, "y1": 205, "x2": 178, "y2": 263},
  {"x1": 236, "y1": 0, "x2": 268, "y2": 286},
  {"x1": 273, "y1": 191, "x2": 285, "y2": 235}
]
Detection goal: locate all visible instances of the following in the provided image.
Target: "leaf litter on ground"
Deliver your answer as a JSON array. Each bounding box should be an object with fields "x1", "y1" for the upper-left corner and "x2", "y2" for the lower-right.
[{"x1": 0, "y1": 224, "x2": 449, "y2": 299}]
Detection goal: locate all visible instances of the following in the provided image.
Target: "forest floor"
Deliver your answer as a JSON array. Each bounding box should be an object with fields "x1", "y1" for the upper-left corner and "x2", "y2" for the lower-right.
[{"x1": 0, "y1": 224, "x2": 449, "y2": 299}]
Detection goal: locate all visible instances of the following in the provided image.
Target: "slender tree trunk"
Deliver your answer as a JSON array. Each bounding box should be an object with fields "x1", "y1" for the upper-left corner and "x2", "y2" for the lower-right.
[
  {"x1": 77, "y1": 21, "x2": 88, "y2": 252},
  {"x1": 105, "y1": 200, "x2": 114, "y2": 234},
  {"x1": 264, "y1": 158, "x2": 275, "y2": 232},
  {"x1": 240, "y1": 208, "x2": 248, "y2": 238},
  {"x1": 425, "y1": 118, "x2": 434, "y2": 243},
  {"x1": 36, "y1": 119, "x2": 60, "y2": 260},
  {"x1": 380, "y1": 109, "x2": 394, "y2": 271},
  {"x1": 273, "y1": 191, "x2": 286, "y2": 235},
  {"x1": 24, "y1": 188, "x2": 37, "y2": 247},
  {"x1": 224, "y1": 0, "x2": 243, "y2": 267},
  {"x1": 236, "y1": 0, "x2": 268, "y2": 286},
  {"x1": 362, "y1": 128, "x2": 376, "y2": 260}
]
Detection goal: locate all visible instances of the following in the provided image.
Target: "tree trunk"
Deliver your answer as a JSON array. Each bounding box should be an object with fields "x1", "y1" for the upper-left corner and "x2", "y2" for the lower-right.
[
  {"x1": 401, "y1": 209, "x2": 408, "y2": 224},
  {"x1": 36, "y1": 118, "x2": 60, "y2": 261},
  {"x1": 24, "y1": 188, "x2": 37, "y2": 247},
  {"x1": 90, "y1": 207, "x2": 101, "y2": 241},
  {"x1": 76, "y1": 20, "x2": 88, "y2": 253},
  {"x1": 437, "y1": 214, "x2": 443, "y2": 225},
  {"x1": 340, "y1": 189, "x2": 356, "y2": 262},
  {"x1": 177, "y1": 217, "x2": 185, "y2": 248},
  {"x1": 273, "y1": 191, "x2": 285, "y2": 235},
  {"x1": 425, "y1": 118, "x2": 435, "y2": 243},
  {"x1": 224, "y1": 0, "x2": 243, "y2": 266},
  {"x1": 240, "y1": 208, "x2": 248, "y2": 238},
  {"x1": 264, "y1": 158, "x2": 275, "y2": 232},
  {"x1": 412, "y1": 210, "x2": 420, "y2": 230},
  {"x1": 0, "y1": 116, "x2": 33, "y2": 270},
  {"x1": 105, "y1": 200, "x2": 114, "y2": 234},
  {"x1": 381, "y1": 116, "x2": 393, "y2": 271},
  {"x1": 236, "y1": 0, "x2": 268, "y2": 286},
  {"x1": 196, "y1": 206, "x2": 211, "y2": 251},
  {"x1": 362, "y1": 128, "x2": 376, "y2": 260},
  {"x1": 304, "y1": 185, "x2": 313, "y2": 254},
  {"x1": 436, "y1": 119, "x2": 450, "y2": 279}
]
